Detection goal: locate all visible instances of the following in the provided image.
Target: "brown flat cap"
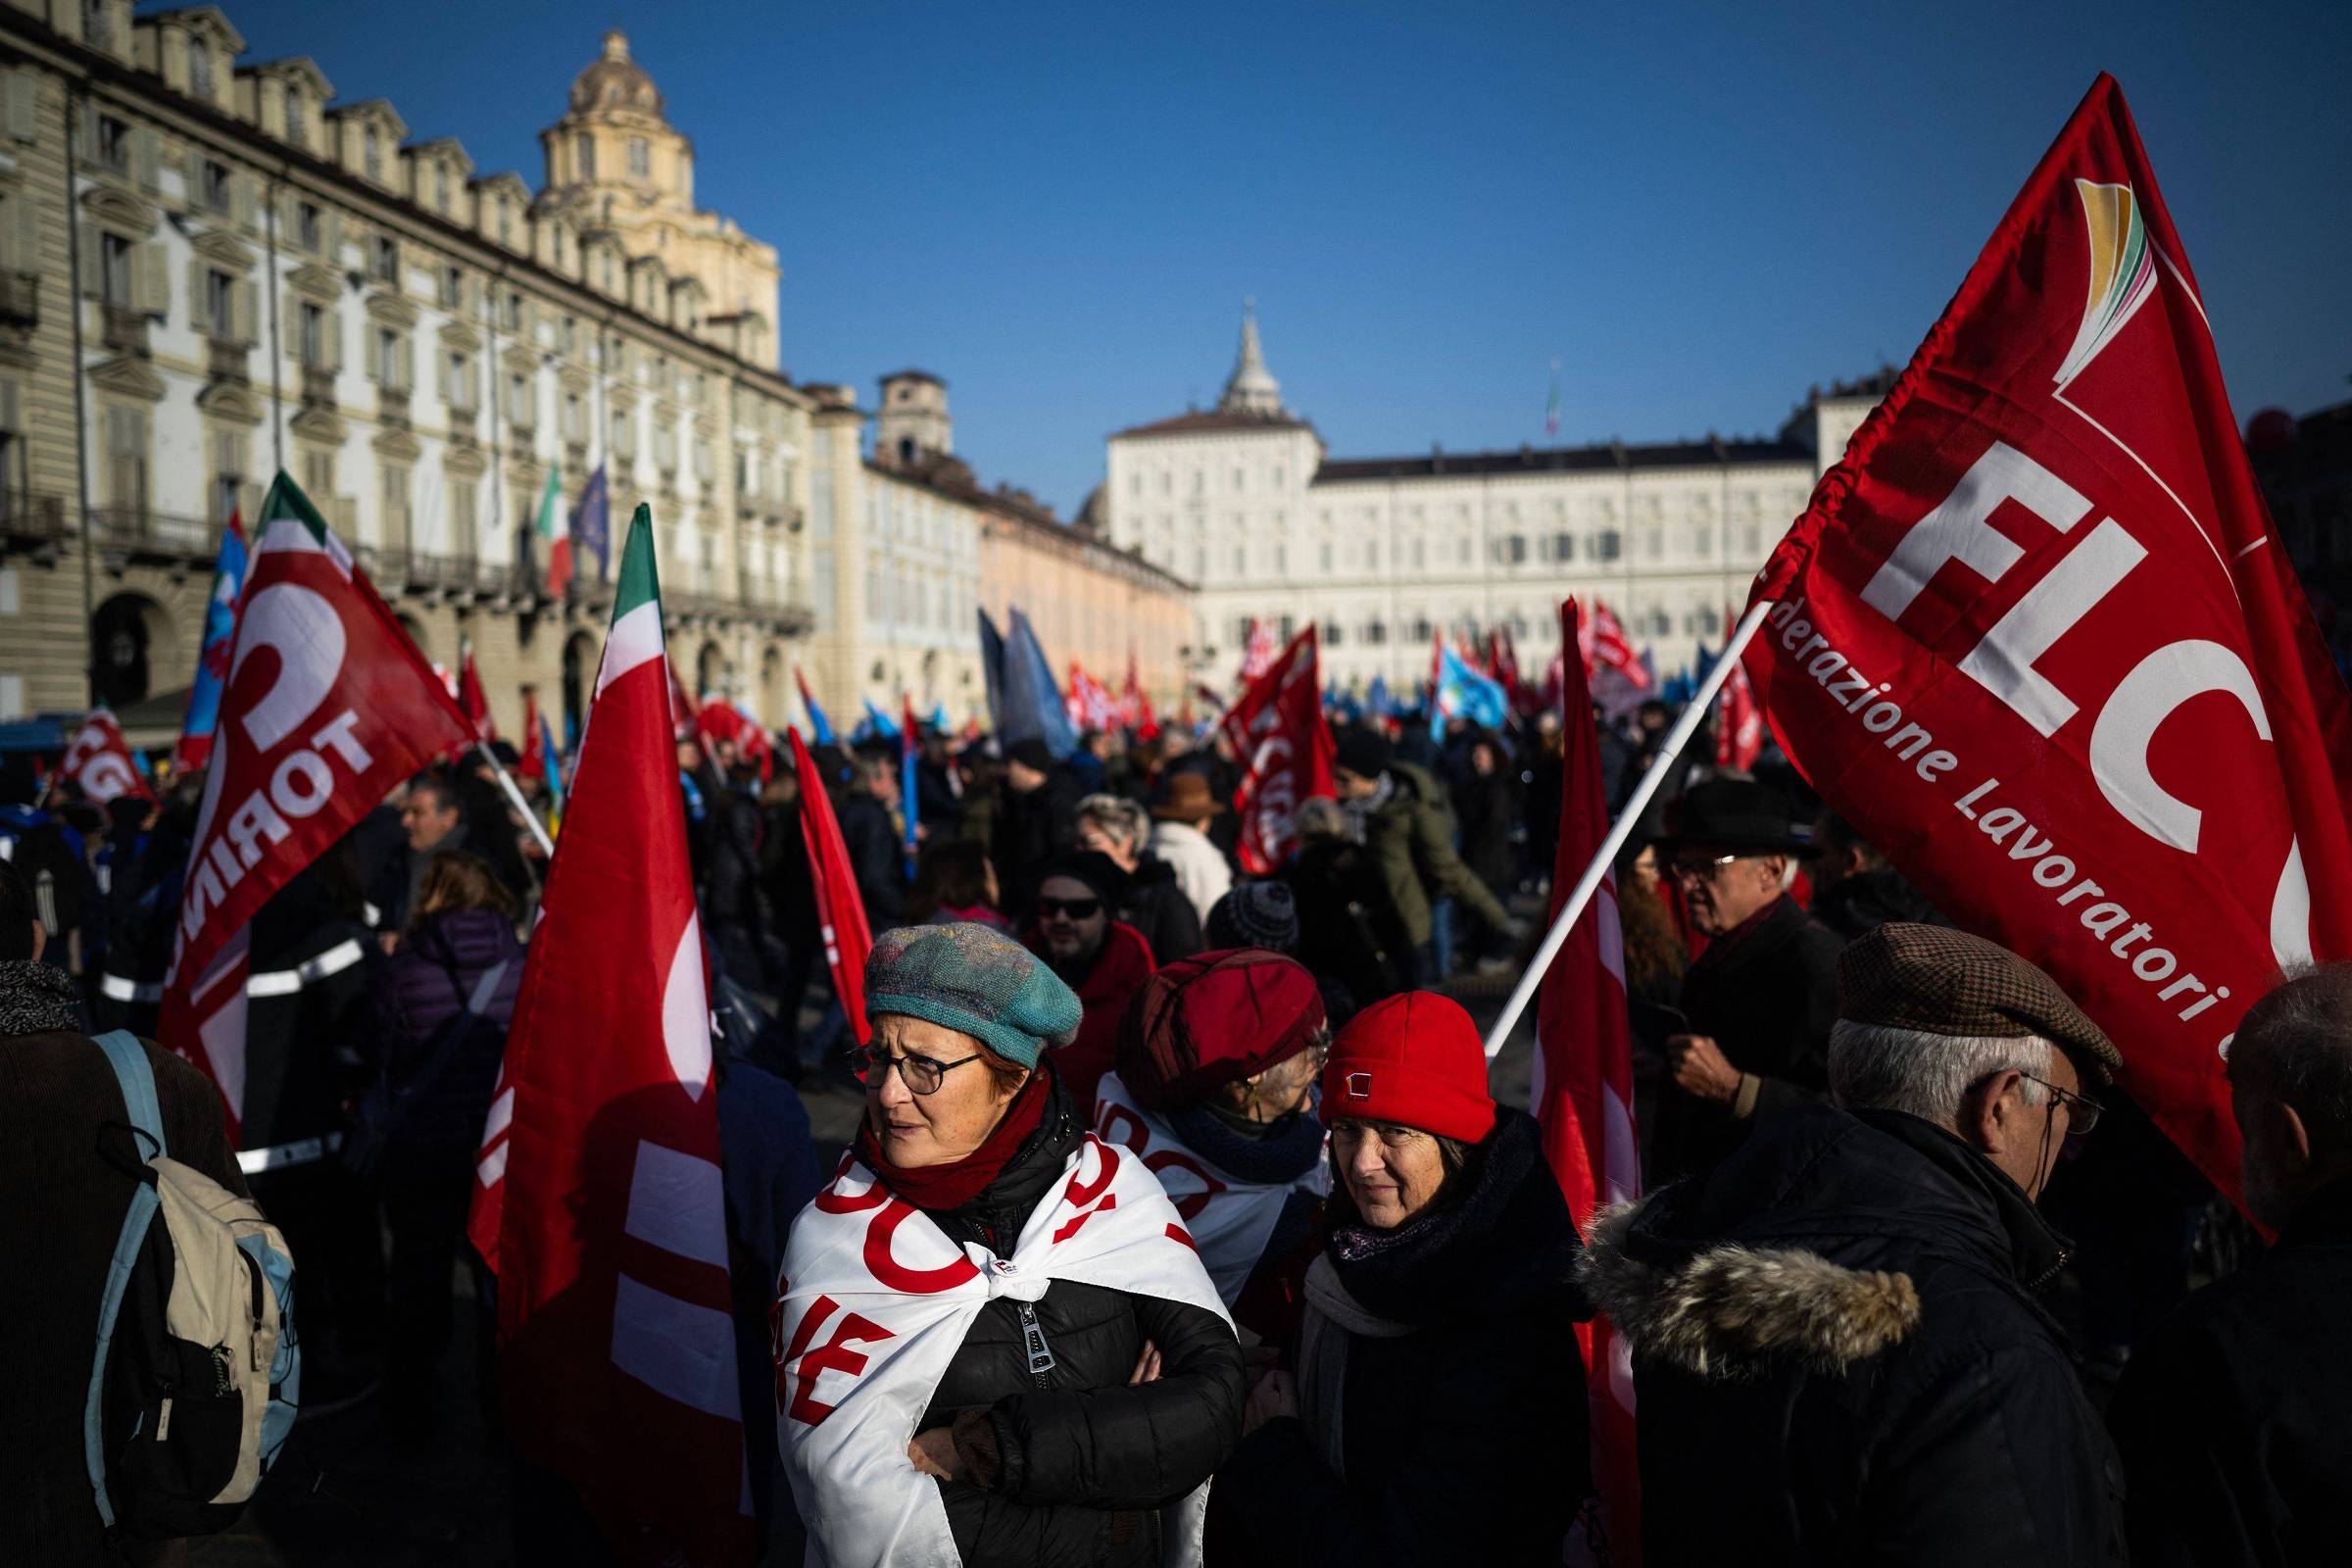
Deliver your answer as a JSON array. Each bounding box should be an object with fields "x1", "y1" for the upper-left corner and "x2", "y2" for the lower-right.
[{"x1": 1837, "y1": 922, "x2": 2123, "y2": 1086}]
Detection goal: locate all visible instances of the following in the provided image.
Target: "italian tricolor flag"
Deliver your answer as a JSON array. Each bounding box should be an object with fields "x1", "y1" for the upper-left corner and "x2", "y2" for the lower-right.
[
  {"x1": 536, "y1": 464, "x2": 570, "y2": 599},
  {"x1": 469, "y1": 505, "x2": 752, "y2": 1564}
]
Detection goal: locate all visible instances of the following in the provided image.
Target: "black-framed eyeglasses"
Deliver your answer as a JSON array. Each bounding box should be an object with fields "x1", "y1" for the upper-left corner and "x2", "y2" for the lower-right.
[
  {"x1": 1037, "y1": 896, "x2": 1102, "y2": 920},
  {"x1": 851, "y1": 1045, "x2": 984, "y2": 1096},
  {"x1": 2020, "y1": 1072, "x2": 2103, "y2": 1133}
]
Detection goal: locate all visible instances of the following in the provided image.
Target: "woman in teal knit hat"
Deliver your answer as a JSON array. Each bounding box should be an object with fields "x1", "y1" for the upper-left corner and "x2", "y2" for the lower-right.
[{"x1": 778, "y1": 921, "x2": 1244, "y2": 1567}]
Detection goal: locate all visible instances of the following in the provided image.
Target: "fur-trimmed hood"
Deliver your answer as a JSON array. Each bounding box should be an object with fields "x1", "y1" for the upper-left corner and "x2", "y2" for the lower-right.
[
  {"x1": 1581, "y1": 1102, "x2": 2069, "y2": 1382},
  {"x1": 1581, "y1": 1194, "x2": 1921, "y2": 1378}
]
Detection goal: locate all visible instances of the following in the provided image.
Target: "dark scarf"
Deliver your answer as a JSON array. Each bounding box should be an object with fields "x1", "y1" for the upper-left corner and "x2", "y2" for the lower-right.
[
  {"x1": 1168, "y1": 1101, "x2": 1326, "y2": 1186},
  {"x1": 859, "y1": 1058, "x2": 1053, "y2": 1212},
  {"x1": 0, "y1": 959, "x2": 82, "y2": 1037}
]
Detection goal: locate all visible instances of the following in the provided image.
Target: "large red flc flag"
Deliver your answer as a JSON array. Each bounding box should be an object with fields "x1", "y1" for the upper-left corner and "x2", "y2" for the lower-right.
[
  {"x1": 467, "y1": 505, "x2": 752, "y2": 1565},
  {"x1": 1744, "y1": 74, "x2": 2352, "y2": 1200},
  {"x1": 158, "y1": 474, "x2": 473, "y2": 1136},
  {"x1": 1536, "y1": 601, "x2": 1642, "y2": 1565},
  {"x1": 787, "y1": 725, "x2": 875, "y2": 1048},
  {"x1": 1220, "y1": 625, "x2": 1336, "y2": 875}
]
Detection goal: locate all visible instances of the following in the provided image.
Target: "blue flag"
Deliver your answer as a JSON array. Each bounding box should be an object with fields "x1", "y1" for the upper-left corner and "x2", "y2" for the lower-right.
[
  {"x1": 539, "y1": 708, "x2": 565, "y2": 812},
  {"x1": 1366, "y1": 673, "x2": 1393, "y2": 720},
  {"x1": 861, "y1": 700, "x2": 901, "y2": 741},
  {"x1": 571, "y1": 464, "x2": 611, "y2": 579},
  {"x1": 172, "y1": 513, "x2": 249, "y2": 770},
  {"x1": 1004, "y1": 609, "x2": 1078, "y2": 760},
  {"x1": 1430, "y1": 643, "x2": 1509, "y2": 738},
  {"x1": 977, "y1": 610, "x2": 1007, "y2": 735}
]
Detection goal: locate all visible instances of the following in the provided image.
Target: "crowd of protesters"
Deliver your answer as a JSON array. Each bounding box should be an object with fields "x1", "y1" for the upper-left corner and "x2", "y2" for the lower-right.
[{"x1": 9, "y1": 687, "x2": 2351, "y2": 1565}]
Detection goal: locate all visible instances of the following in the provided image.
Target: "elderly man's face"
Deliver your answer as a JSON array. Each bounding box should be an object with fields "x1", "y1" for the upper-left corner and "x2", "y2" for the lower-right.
[
  {"x1": 402, "y1": 788, "x2": 460, "y2": 853},
  {"x1": 1669, "y1": 847, "x2": 1784, "y2": 935},
  {"x1": 1036, "y1": 874, "x2": 1107, "y2": 968}
]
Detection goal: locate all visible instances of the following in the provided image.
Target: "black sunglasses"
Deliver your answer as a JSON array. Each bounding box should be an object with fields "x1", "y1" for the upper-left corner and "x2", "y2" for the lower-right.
[{"x1": 1038, "y1": 896, "x2": 1102, "y2": 920}]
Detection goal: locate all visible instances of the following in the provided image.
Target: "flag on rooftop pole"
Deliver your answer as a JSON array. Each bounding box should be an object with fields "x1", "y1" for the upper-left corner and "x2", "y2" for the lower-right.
[
  {"x1": 466, "y1": 504, "x2": 753, "y2": 1564},
  {"x1": 157, "y1": 473, "x2": 474, "y2": 1139},
  {"x1": 1742, "y1": 74, "x2": 2352, "y2": 1205},
  {"x1": 172, "y1": 509, "x2": 248, "y2": 773}
]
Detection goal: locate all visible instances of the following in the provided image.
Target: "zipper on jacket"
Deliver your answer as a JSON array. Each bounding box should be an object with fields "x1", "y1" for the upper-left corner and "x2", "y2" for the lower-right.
[{"x1": 1015, "y1": 1301, "x2": 1054, "y2": 1384}]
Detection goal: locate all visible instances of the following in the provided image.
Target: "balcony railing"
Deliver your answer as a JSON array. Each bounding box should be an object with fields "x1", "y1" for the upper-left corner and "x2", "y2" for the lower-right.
[
  {"x1": 207, "y1": 337, "x2": 249, "y2": 384},
  {"x1": 377, "y1": 385, "x2": 411, "y2": 429},
  {"x1": 0, "y1": 491, "x2": 67, "y2": 545},
  {"x1": 299, "y1": 365, "x2": 336, "y2": 408},
  {"x1": 101, "y1": 306, "x2": 148, "y2": 356},
  {"x1": 0, "y1": 272, "x2": 38, "y2": 328},
  {"x1": 87, "y1": 505, "x2": 217, "y2": 561}
]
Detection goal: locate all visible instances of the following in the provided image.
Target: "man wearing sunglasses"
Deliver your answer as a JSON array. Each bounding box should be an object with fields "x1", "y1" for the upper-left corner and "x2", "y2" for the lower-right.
[
  {"x1": 1023, "y1": 851, "x2": 1156, "y2": 1111},
  {"x1": 1589, "y1": 921, "x2": 2126, "y2": 1567}
]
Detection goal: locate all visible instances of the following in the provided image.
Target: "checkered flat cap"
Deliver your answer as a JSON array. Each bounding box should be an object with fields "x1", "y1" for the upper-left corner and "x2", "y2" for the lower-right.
[{"x1": 1837, "y1": 922, "x2": 2123, "y2": 1085}]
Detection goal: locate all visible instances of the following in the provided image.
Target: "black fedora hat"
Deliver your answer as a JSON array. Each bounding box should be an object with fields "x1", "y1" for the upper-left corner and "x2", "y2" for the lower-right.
[{"x1": 1654, "y1": 777, "x2": 1816, "y2": 858}]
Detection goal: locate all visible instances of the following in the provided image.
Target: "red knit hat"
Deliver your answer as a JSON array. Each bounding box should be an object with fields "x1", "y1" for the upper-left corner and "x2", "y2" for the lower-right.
[
  {"x1": 1115, "y1": 949, "x2": 1326, "y2": 1113},
  {"x1": 1320, "y1": 991, "x2": 1496, "y2": 1144}
]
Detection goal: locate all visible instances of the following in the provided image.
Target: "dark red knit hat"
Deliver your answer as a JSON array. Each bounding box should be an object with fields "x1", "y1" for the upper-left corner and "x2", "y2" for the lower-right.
[
  {"x1": 1114, "y1": 949, "x2": 1326, "y2": 1114},
  {"x1": 1320, "y1": 991, "x2": 1496, "y2": 1144}
]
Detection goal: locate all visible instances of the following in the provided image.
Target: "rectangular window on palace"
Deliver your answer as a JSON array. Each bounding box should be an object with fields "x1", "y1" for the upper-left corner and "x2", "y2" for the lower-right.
[
  {"x1": 201, "y1": 160, "x2": 232, "y2": 215},
  {"x1": 205, "y1": 270, "x2": 235, "y2": 339}
]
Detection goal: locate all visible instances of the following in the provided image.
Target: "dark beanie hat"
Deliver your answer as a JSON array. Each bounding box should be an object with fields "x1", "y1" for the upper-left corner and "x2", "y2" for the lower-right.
[
  {"x1": 1205, "y1": 882, "x2": 1299, "y2": 955},
  {"x1": 1333, "y1": 727, "x2": 1395, "y2": 779},
  {"x1": 1321, "y1": 990, "x2": 1496, "y2": 1144},
  {"x1": 1116, "y1": 949, "x2": 1327, "y2": 1113},
  {"x1": 1038, "y1": 849, "x2": 1129, "y2": 908},
  {"x1": 1005, "y1": 738, "x2": 1055, "y2": 773}
]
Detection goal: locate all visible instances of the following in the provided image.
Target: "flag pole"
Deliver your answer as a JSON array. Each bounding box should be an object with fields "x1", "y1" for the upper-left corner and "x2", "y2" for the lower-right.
[
  {"x1": 476, "y1": 740, "x2": 557, "y2": 858},
  {"x1": 1484, "y1": 597, "x2": 1779, "y2": 1057}
]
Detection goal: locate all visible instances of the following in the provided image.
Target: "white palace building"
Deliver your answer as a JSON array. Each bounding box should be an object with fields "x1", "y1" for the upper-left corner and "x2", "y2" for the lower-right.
[{"x1": 1100, "y1": 309, "x2": 1886, "y2": 693}]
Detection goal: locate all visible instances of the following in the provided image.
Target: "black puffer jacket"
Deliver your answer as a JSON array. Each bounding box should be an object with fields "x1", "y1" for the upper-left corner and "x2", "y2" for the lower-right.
[
  {"x1": 1588, "y1": 1102, "x2": 2125, "y2": 1567},
  {"x1": 919, "y1": 1072, "x2": 1246, "y2": 1566},
  {"x1": 1119, "y1": 855, "x2": 1203, "y2": 965},
  {"x1": 1211, "y1": 1109, "x2": 1591, "y2": 1565}
]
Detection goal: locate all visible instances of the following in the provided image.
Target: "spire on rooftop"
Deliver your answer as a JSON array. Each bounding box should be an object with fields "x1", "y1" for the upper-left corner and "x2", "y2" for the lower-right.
[{"x1": 1217, "y1": 297, "x2": 1284, "y2": 416}]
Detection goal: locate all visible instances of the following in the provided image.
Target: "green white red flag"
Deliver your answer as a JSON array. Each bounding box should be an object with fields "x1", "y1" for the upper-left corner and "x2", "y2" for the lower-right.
[
  {"x1": 536, "y1": 464, "x2": 570, "y2": 599},
  {"x1": 1743, "y1": 75, "x2": 2352, "y2": 1201},
  {"x1": 467, "y1": 505, "x2": 752, "y2": 1564},
  {"x1": 157, "y1": 473, "x2": 474, "y2": 1138}
]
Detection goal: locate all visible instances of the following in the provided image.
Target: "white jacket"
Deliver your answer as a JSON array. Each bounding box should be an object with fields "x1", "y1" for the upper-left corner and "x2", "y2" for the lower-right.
[{"x1": 1150, "y1": 818, "x2": 1233, "y2": 924}]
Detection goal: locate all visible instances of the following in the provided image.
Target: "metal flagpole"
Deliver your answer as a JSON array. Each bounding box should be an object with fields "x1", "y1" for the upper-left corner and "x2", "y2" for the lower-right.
[
  {"x1": 476, "y1": 740, "x2": 556, "y2": 859},
  {"x1": 1483, "y1": 597, "x2": 1780, "y2": 1056}
]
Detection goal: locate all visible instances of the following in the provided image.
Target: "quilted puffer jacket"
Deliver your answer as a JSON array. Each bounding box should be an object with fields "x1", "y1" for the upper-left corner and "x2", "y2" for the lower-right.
[{"x1": 916, "y1": 1072, "x2": 1247, "y2": 1567}]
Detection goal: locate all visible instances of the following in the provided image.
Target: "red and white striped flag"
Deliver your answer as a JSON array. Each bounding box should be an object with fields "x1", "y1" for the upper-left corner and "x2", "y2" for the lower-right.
[{"x1": 1537, "y1": 599, "x2": 1642, "y2": 1564}]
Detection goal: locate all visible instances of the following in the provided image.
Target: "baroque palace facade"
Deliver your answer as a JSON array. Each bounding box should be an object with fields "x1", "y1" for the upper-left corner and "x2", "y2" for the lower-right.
[
  {"x1": 0, "y1": 3, "x2": 1192, "y2": 744},
  {"x1": 1104, "y1": 309, "x2": 1885, "y2": 693}
]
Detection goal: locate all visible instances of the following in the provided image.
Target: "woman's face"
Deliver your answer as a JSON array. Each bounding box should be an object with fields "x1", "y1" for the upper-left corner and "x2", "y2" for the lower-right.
[
  {"x1": 1331, "y1": 1119, "x2": 1449, "y2": 1230},
  {"x1": 865, "y1": 1014, "x2": 1022, "y2": 1169}
]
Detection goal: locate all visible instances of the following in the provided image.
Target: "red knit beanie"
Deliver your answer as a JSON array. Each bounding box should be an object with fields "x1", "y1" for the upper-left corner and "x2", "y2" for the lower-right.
[
  {"x1": 1320, "y1": 991, "x2": 1496, "y2": 1144},
  {"x1": 1116, "y1": 949, "x2": 1326, "y2": 1113}
]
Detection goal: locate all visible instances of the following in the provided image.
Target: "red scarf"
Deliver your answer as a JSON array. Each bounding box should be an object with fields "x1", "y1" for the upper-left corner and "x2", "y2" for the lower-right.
[{"x1": 858, "y1": 1058, "x2": 1053, "y2": 1212}]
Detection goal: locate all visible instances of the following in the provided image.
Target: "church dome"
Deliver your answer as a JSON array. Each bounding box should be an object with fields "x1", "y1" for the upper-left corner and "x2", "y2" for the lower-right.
[{"x1": 569, "y1": 30, "x2": 665, "y2": 121}]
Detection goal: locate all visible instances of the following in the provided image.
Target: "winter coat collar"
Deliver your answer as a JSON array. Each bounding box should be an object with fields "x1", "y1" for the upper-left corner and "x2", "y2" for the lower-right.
[
  {"x1": 1325, "y1": 1106, "x2": 1585, "y2": 1327},
  {"x1": 1583, "y1": 1101, "x2": 2072, "y2": 1380},
  {"x1": 0, "y1": 959, "x2": 81, "y2": 1037},
  {"x1": 2278, "y1": 1172, "x2": 2352, "y2": 1251},
  {"x1": 1685, "y1": 894, "x2": 1804, "y2": 981}
]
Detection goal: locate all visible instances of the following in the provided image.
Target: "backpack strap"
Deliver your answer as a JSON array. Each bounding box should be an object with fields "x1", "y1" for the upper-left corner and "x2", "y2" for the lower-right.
[
  {"x1": 85, "y1": 1029, "x2": 166, "y2": 1530},
  {"x1": 92, "y1": 1029, "x2": 167, "y2": 1162}
]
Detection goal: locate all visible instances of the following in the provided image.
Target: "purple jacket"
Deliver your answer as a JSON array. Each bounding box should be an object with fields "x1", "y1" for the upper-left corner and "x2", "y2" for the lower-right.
[{"x1": 368, "y1": 907, "x2": 525, "y2": 1152}]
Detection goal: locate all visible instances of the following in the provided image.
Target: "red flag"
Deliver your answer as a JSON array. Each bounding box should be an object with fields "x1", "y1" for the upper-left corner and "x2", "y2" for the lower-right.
[
  {"x1": 457, "y1": 637, "x2": 496, "y2": 743},
  {"x1": 1715, "y1": 606, "x2": 1764, "y2": 772},
  {"x1": 1067, "y1": 662, "x2": 1119, "y2": 731},
  {"x1": 1219, "y1": 625, "x2": 1337, "y2": 875},
  {"x1": 1745, "y1": 74, "x2": 2352, "y2": 1203},
  {"x1": 466, "y1": 506, "x2": 752, "y2": 1565},
  {"x1": 667, "y1": 659, "x2": 698, "y2": 743},
  {"x1": 1124, "y1": 654, "x2": 1161, "y2": 742},
  {"x1": 158, "y1": 475, "x2": 474, "y2": 1137},
  {"x1": 787, "y1": 726, "x2": 875, "y2": 1046},
  {"x1": 518, "y1": 687, "x2": 548, "y2": 782},
  {"x1": 1537, "y1": 602, "x2": 1642, "y2": 1562},
  {"x1": 1239, "y1": 618, "x2": 1279, "y2": 685},
  {"x1": 60, "y1": 710, "x2": 152, "y2": 805}
]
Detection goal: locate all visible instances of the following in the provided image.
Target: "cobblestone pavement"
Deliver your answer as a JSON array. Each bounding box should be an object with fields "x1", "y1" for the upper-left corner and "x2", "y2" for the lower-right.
[{"x1": 191, "y1": 969, "x2": 1539, "y2": 1564}]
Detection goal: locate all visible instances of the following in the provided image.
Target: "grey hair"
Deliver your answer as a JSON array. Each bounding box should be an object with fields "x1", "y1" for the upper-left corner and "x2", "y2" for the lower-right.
[
  {"x1": 1075, "y1": 793, "x2": 1150, "y2": 851},
  {"x1": 1829, "y1": 1019, "x2": 2053, "y2": 1127}
]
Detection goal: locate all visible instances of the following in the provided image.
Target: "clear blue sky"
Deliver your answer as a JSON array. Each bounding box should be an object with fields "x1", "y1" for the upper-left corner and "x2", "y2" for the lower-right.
[{"x1": 167, "y1": 0, "x2": 2351, "y2": 518}]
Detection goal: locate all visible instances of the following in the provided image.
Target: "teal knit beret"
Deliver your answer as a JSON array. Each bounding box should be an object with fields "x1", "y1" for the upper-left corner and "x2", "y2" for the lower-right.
[{"x1": 864, "y1": 921, "x2": 1084, "y2": 1069}]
